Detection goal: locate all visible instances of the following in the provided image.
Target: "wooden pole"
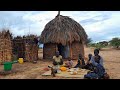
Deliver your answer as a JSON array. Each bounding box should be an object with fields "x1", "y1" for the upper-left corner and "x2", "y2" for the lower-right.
[
  {"x1": 69, "y1": 31, "x2": 72, "y2": 59},
  {"x1": 70, "y1": 43, "x2": 72, "y2": 59},
  {"x1": 58, "y1": 11, "x2": 60, "y2": 16}
]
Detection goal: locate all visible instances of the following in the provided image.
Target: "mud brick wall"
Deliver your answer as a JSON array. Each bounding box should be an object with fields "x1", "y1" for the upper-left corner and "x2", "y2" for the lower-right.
[
  {"x1": 71, "y1": 41, "x2": 84, "y2": 60},
  {"x1": 43, "y1": 43, "x2": 56, "y2": 59}
]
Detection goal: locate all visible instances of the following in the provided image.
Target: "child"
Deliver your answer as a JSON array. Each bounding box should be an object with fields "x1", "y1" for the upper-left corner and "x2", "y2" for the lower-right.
[
  {"x1": 84, "y1": 54, "x2": 94, "y2": 70},
  {"x1": 65, "y1": 57, "x2": 73, "y2": 68},
  {"x1": 87, "y1": 54, "x2": 92, "y2": 64}
]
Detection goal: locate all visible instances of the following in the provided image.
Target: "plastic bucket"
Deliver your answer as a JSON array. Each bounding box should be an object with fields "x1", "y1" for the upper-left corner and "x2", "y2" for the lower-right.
[
  {"x1": 18, "y1": 58, "x2": 24, "y2": 64},
  {"x1": 4, "y1": 62, "x2": 12, "y2": 71}
]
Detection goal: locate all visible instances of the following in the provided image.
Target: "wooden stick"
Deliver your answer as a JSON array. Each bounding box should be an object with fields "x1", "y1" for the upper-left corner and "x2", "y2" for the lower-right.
[
  {"x1": 58, "y1": 11, "x2": 60, "y2": 16},
  {"x1": 70, "y1": 43, "x2": 72, "y2": 59}
]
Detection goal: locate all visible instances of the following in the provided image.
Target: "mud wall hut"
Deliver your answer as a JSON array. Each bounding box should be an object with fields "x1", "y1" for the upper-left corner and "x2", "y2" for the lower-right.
[
  {"x1": 12, "y1": 35, "x2": 38, "y2": 62},
  {"x1": 0, "y1": 30, "x2": 13, "y2": 64},
  {"x1": 40, "y1": 13, "x2": 88, "y2": 60}
]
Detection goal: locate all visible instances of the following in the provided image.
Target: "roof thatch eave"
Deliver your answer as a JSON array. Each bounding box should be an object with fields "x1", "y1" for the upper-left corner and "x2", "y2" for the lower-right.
[{"x1": 40, "y1": 15, "x2": 88, "y2": 46}]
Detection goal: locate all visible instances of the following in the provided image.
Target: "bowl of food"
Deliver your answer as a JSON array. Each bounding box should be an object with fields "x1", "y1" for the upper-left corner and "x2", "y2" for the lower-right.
[
  {"x1": 70, "y1": 71, "x2": 74, "y2": 74},
  {"x1": 60, "y1": 67, "x2": 67, "y2": 71},
  {"x1": 57, "y1": 70, "x2": 61, "y2": 74},
  {"x1": 76, "y1": 68, "x2": 79, "y2": 71},
  {"x1": 70, "y1": 71, "x2": 77, "y2": 75},
  {"x1": 69, "y1": 68, "x2": 74, "y2": 72}
]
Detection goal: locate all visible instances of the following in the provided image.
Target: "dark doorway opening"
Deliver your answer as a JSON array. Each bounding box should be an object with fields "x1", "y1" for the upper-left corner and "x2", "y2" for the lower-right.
[{"x1": 57, "y1": 44, "x2": 70, "y2": 58}]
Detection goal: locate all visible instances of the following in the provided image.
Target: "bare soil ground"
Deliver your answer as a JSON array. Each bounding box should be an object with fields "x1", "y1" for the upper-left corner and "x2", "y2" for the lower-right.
[{"x1": 0, "y1": 47, "x2": 119, "y2": 79}]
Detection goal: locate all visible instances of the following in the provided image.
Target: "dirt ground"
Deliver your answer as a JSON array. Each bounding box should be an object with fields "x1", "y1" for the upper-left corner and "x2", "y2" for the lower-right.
[{"x1": 0, "y1": 47, "x2": 119, "y2": 79}]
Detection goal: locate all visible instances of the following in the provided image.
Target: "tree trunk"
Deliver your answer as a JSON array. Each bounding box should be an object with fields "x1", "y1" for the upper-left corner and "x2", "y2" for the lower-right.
[{"x1": 58, "y1": 11, "x2": 60, "y2": 16}]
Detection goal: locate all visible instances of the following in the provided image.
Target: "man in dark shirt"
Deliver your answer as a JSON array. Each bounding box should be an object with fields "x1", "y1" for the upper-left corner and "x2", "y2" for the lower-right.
[{"x1": 74, "y1": 54, "x2": 85, "y2": 68}]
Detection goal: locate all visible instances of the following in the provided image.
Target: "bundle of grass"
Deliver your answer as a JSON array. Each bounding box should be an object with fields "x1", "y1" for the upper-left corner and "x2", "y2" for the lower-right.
[{"x1": 0, "y1": 29, "x2": 13, "y2": 64}]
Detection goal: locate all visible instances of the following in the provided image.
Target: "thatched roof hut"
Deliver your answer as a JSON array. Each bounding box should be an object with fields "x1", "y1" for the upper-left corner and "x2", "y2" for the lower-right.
[{"x1": 40, "y1": 12, "x2": 88, "y2": 59}]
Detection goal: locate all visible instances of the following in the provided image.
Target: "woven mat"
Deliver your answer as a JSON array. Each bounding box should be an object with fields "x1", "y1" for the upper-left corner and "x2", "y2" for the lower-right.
[
  {"x1": 56, "y1": 69, "x2": 89, "y2": 78},
  {"x1": 42, "y1": 68, "x2": 90, "y2": 78}
]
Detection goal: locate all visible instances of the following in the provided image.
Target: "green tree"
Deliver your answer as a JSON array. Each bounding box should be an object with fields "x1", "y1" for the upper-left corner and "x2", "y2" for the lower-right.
[
  {"x1": 95, "y1": 43, "x2": 105, "y2": 50},
  {"x1": 109, "y1": 37, "x2": 120, "y2": 48},
  {"x1": 89, "y1": 43, "x2": 96, "y2": 47}
]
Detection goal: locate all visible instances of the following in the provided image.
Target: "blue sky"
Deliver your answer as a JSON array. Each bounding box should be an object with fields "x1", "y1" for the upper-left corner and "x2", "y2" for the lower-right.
[{"x1": 0, "y1": 11, "x2": 120, "y2": 43}]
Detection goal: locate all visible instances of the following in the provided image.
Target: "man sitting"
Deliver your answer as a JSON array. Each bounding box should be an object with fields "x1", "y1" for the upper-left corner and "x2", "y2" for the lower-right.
[{"x1": 53, "y1": 51, "x2": 63, "y2": 66}]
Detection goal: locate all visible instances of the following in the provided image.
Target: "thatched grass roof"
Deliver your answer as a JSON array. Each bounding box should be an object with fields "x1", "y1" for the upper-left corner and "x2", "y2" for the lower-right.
[{"x1": 40, "y1": 15, "x2": 88, "y2": 46}]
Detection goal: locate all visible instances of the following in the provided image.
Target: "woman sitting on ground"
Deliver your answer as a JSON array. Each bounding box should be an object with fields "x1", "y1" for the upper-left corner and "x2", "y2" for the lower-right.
[
  {"x1": 74, "y1": 54, "x2": 85, "y2": 68},
  {"x1": 90, "y1": 49, "x2": 104, "y2": 67},
  {"x1": 53, "y1": 51, "x2": 63, "y2": 66},
  {"x1": 84, "y1": 55, "x2": 105, "y2": 79}
]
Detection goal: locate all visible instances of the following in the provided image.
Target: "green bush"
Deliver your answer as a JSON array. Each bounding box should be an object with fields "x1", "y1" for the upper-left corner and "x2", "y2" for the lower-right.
[
  {"x1": 109, "y1": 37, "x2": 120, "y2": 48},
  {"x1": 88, "y1": 43, "x2": 106, "y2": 50},
  {"x1": 95, "y1": 43, "x2": 105, "y2": 50}
]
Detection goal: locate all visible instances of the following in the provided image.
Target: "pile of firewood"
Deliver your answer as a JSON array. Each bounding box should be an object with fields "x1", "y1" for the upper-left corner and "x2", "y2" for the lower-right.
[{"x1": 0, "y1": 30, "x2": 13, "y2": 64}]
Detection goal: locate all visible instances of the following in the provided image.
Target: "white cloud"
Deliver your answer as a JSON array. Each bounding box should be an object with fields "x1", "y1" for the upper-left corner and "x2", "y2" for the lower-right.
[
  {"x1": 22, "y1": 11, "x2": 58, "y2": 35},
  {"x1": 0, "y1": 11, "x2": 120, "y2": 42}
]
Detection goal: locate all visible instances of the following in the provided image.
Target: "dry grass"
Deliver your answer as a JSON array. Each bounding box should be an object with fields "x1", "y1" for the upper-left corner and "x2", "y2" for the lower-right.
[
  {"x1": 40, "y1": 15, "x2": 87, "y2": 45},
  {"x1": 0, "y1": 48, "x2": 119, "y2": 79}
]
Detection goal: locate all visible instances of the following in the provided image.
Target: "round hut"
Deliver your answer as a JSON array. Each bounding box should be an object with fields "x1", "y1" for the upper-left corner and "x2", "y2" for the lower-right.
[{"x1": 40, "y1": 12, "x2": 88, "y2": 59}]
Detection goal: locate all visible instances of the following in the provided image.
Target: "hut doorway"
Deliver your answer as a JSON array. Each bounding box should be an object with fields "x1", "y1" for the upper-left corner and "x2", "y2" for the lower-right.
[{"x1": 57, "y1": 44, "x2": 70, "y2": 58}]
